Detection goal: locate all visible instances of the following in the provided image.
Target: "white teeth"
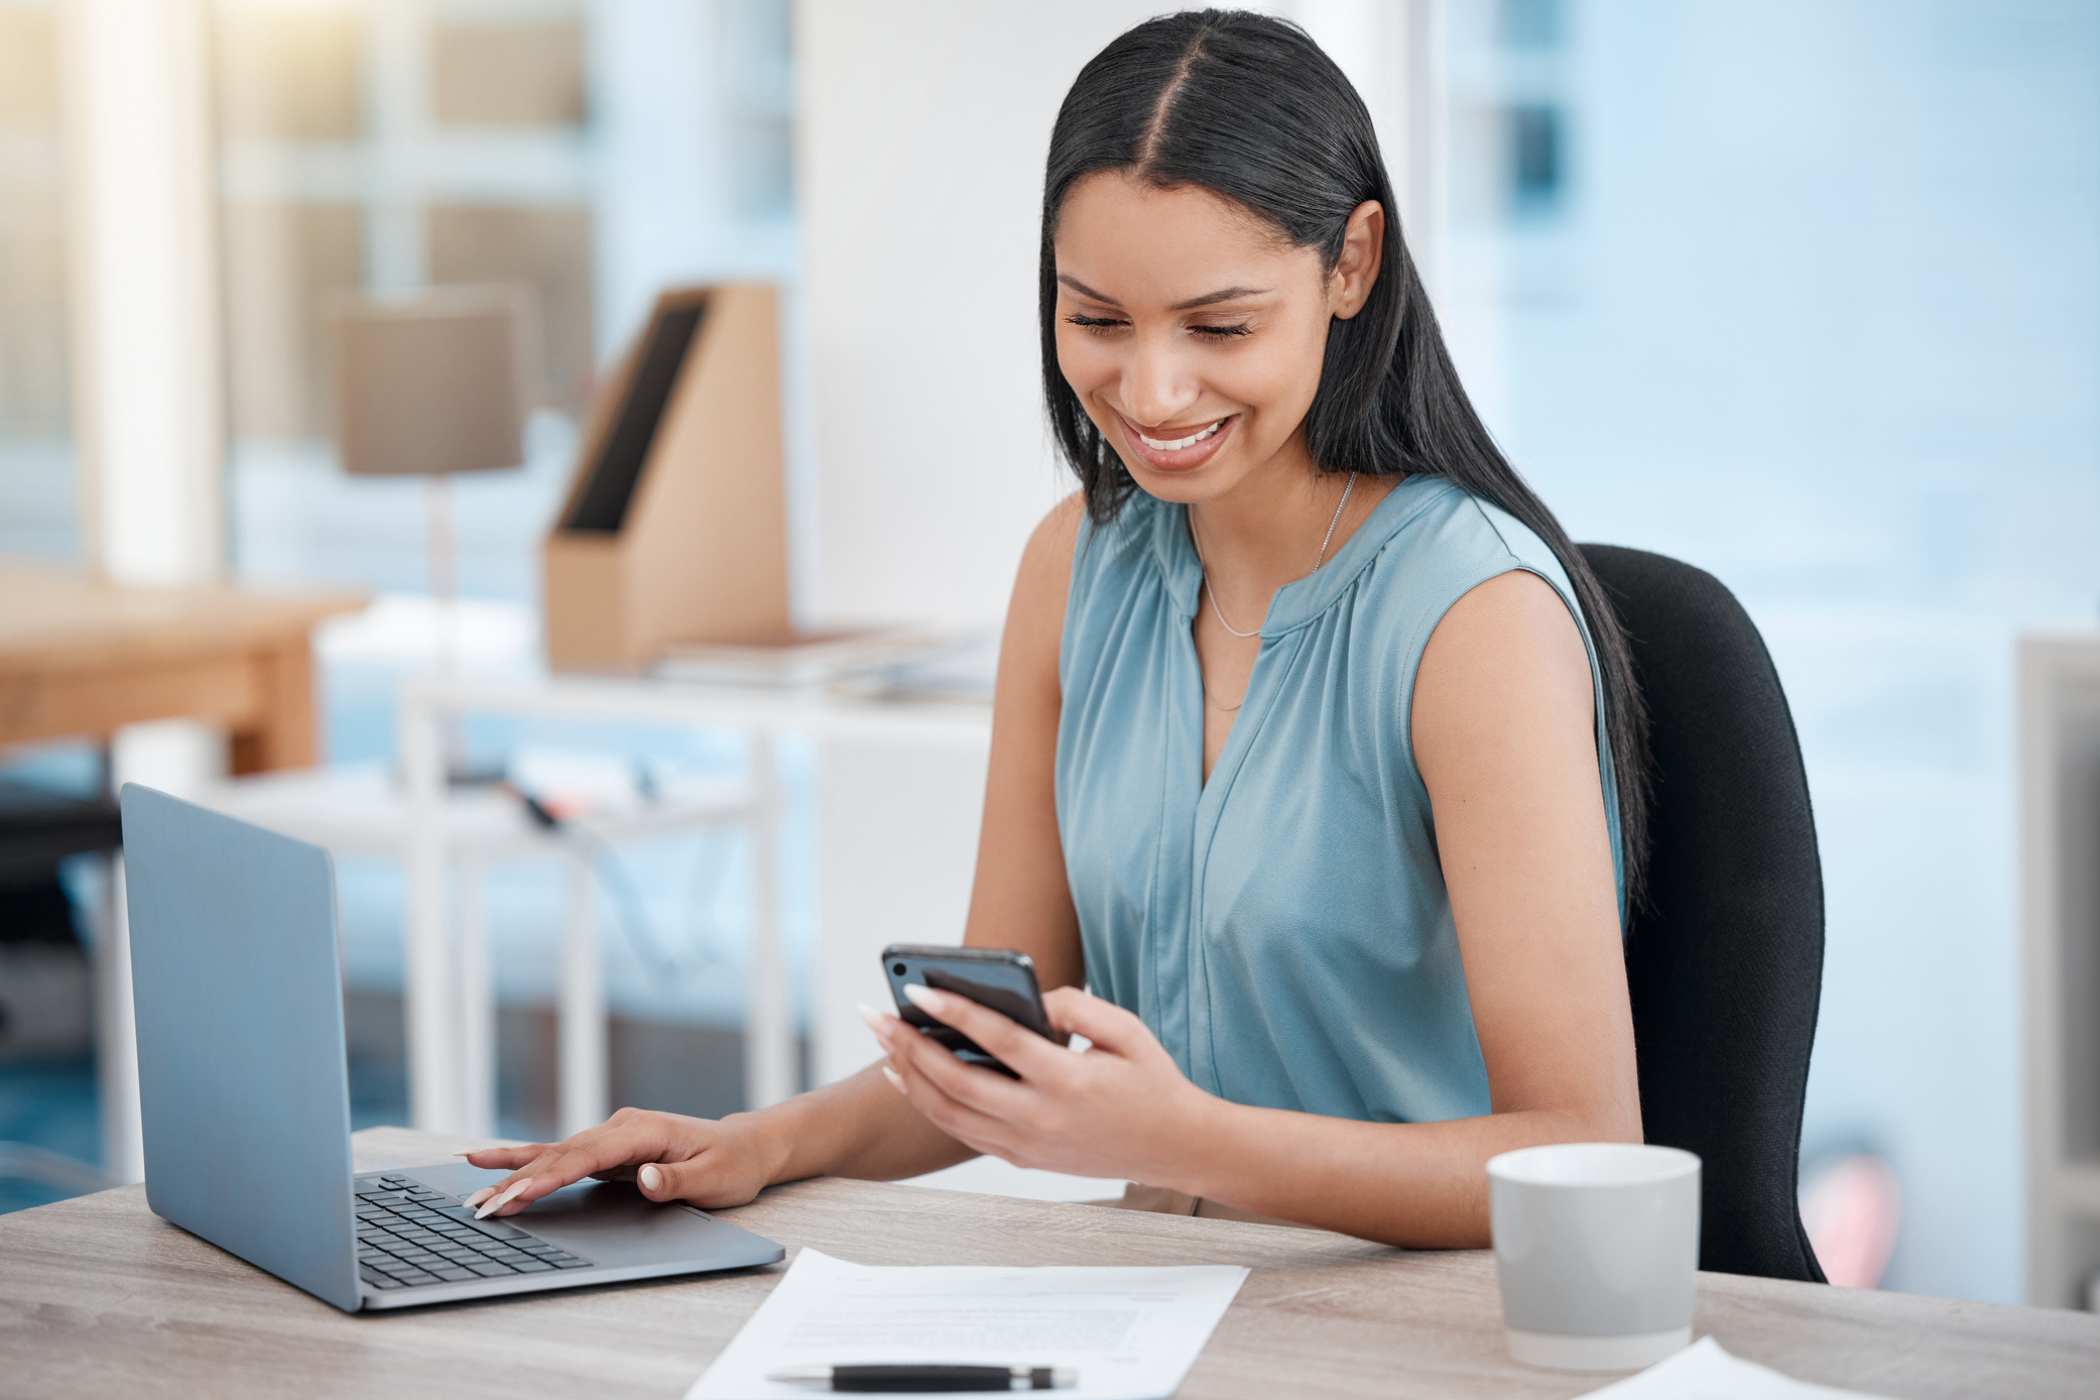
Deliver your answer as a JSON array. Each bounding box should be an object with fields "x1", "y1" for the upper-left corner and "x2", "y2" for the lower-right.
[{"x1": 1137, "y1": 417, "x2": 1227, "y2": 452}]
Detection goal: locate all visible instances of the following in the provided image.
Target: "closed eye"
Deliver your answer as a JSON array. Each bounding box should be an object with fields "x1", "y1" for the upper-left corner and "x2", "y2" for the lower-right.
[{"x1": 1063, "y1": 314, "x2": 1252, "y2": 339}]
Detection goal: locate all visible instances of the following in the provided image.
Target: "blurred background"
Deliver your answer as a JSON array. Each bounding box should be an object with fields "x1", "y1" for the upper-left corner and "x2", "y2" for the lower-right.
[{"x1": 2, "y1": 0, "x2": 2095, "y2": 1316}]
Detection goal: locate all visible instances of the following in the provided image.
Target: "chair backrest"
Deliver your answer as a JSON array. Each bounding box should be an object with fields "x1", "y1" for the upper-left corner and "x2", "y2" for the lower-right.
[
  {"x1": 1579, "y1": 544, "x2": 1827, "y2": 1283},
  {"x1": 0, "y1": 778, "x2": 123, "y2": 885}
]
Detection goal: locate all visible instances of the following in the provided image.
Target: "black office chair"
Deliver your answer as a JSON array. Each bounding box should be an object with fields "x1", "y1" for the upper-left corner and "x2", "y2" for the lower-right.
[
  {"x1": 0, "y1": 774, "x2": 124, "y2": 1199},
  {"x1": 0, "y1": 778, "x2": 125, "y2": 885},
  {"x1": 1579, "y1": 545, "x2": 1827, "y2": 1284}
]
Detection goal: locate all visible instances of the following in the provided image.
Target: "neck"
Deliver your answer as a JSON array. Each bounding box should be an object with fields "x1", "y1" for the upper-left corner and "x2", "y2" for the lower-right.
[{"x1": 1186, "y1": 439, "x2": 1375, "y2": 592}]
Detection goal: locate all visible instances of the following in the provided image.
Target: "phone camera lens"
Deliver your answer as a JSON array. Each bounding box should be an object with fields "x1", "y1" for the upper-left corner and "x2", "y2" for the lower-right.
[{"x1": 891, "y1": 962, "x2": 906, "y2": 977}]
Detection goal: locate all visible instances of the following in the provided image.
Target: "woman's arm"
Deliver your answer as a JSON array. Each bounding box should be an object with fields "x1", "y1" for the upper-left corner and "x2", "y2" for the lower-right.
[
  {"x1": 1168, "y1": 569, "x2": 1640, "y2": 1246},
  {"x1": 754, "y1": 492, "x2": 1090, "y2": 1185},
  {"x1": 462, "y1": 495, "x2": 1088, "y2": 1213}
]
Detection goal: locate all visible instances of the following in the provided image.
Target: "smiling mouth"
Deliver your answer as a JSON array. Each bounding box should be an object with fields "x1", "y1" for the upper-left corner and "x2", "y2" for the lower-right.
[
  {"x1": 1115, "y1": 410, "x2": 1240, "y2": 472},
  {"x1": 1130, "y1": 417, "x2": 1230, "y2": 451}
]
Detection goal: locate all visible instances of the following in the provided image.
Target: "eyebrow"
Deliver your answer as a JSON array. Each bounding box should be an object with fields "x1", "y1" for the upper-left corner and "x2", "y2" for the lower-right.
[{"x1": 1056, "y1": 274, "x2": 1272, "y2": 312}]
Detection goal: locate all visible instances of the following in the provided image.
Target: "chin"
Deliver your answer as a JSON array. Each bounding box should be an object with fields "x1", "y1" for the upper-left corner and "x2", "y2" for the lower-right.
[
  {"x1": 1123, "y1": 458, "x2": 1246, "y2": 504},
  {"x1": 1123, "y1": 460, "x2": 1197, "y2": 495}
]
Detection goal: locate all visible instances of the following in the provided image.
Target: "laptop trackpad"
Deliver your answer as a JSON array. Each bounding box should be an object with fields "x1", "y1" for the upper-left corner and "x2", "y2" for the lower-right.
[{"x1": 393, "y1": 1160, "x2": 768, "y2": 1267}]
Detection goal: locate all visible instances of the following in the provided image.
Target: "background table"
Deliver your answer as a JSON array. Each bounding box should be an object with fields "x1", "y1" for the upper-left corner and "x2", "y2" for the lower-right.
[
  {"x1": 0, "y1": 560, "x2": 364, "y2": 773},
  {"x1": 397, "y1": 670, "x2": 993, "y2": 1136},
  {"x1": 1, "y1": 1126, "x2": 2094, "y2": 1398},
  {"x1": 197, "y1": 762, "x2": 761, "y2": 1139}
]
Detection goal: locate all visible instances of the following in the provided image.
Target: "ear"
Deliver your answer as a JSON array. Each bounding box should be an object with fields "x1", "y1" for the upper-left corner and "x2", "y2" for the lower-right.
[{"x1": 1328, "y1": 200, "x2": 1385, "y2": 321}]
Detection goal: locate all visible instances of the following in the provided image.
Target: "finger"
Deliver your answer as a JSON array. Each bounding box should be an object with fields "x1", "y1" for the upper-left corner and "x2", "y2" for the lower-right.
[
  {"x1": 468, "y1": 1145, "x2": 568, "y2": 1211},
  {"x1": 900, "y1": 984, "x2": 1065, "y2": 1081},
  {"x1": 1042, "y1": 986, "x2": 1144, "y2": 1049},
  {"x1": 478, "y1": 1158, "x2": 630, "y2": 1217},
  {"x1": 869, "y1": 1003, "x2": 1007, "y2": 1108},
  {"x1": 881, "y1": 1063, "x2": 1014, "y2": 1165},
  {"x1": 472, "y1": 1123, "x2": 655, "y2": 1215},
  {"x1": 636, "y1": 1155, "x2": 716, "y2": 1202},
  {"x1": 887, "y1": 1012, "x2": 1035, "y2": 1118},
  {"x1": 471, "y1": 1177, "x2": 533, "y2": 1217},
  {"x1": 883, "y1": 1047, "x2": 1022, "y2": 1160},
  {"x1": 865, "y1": 1008, "x2": 1030, "y2": 1146},
  {"x1": 462, "y1": 1144, "x2": 550, "y2": 1170},
  {"x1": 493, "y1": 1128, "x2": 663, "y2": 1214}
]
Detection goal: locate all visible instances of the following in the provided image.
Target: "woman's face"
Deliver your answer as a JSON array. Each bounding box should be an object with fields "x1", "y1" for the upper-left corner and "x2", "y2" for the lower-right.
[{"x1": 1052, "y1": 170, "x2": 1379, "y2": 506}]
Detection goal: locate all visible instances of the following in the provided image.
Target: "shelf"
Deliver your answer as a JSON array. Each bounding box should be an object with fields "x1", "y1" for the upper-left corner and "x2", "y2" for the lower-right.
[
  {"x1": 2022, "y1": 632, "x2": 2100, "y2": 1307},
  {"x1": 2057, "y1": 1160, "x2": 2100, "y2": 1221},
  {"x1": 195, "y1": 760, "x2": 755, "y2": 861}
]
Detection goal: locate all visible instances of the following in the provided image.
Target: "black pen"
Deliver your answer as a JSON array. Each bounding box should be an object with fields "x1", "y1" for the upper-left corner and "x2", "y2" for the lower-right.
[{"x1": 766, "y1": 1363, "x2": 1078, "y2": 1392}]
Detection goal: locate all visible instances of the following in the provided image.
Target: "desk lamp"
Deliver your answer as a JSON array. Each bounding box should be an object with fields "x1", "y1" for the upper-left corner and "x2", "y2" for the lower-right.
[{"x1": 330, "y1": 284, "x2": 536, "y2": 784}]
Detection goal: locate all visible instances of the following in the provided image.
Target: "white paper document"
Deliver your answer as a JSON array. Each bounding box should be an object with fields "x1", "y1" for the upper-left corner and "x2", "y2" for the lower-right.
[
  {"x1": 686, "y1": 1248, "x2": 1250, "y2": 1400},
  {"x1": 1579, "y1": 1336, "x2": 1893, "y2": 1400}
]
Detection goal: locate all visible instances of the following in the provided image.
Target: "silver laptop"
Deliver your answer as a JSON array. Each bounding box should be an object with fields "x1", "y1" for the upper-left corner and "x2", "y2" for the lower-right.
[{"x1": 118, "y1": 782, "x2": 785, "y2": 1311}]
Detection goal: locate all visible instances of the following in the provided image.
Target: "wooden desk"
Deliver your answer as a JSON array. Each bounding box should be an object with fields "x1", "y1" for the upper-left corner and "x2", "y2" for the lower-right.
[
  {"x1": 0, "y1": 1127, "x2": 2094, "y2": 1398},
  {"x1": 0, "y1": 560, "x2": 364, "y2": 772}
]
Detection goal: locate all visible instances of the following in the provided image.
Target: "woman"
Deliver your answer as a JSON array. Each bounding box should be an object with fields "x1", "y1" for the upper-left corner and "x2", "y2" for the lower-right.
[{"x1": 464, "y1": 8, "x2": 1649, "y2": 1249}]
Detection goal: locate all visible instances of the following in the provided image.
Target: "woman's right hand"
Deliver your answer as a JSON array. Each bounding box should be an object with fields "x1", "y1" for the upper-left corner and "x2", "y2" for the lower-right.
[{"x1": 460, "y1": 1106, "x2": 786, "y2": 1217}]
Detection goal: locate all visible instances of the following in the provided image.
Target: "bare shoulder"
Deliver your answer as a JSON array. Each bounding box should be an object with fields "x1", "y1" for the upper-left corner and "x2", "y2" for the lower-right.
[
  {"x1": 1017, "y1": 490, "x2": 1087, "y2": 599},
  {"x1": 1412, "y1": 569, "x2": 1596, "y2": 782},
  {"x1": 1000, "y1": 491, "x2": 1087, "y2": 676}
]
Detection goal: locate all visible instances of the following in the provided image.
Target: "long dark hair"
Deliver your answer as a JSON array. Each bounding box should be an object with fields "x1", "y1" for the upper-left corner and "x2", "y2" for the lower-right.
[{"x1": 1039, "y1": 7, "x2": 1651, "y2": 917}]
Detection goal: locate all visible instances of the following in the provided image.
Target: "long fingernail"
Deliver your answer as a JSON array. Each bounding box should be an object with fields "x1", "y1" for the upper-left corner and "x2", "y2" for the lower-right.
[
  {"x1": 639, "y1": 1163, "x2": 663, "y2": 1194},
  {"x1": 901, "y1": 983, "x2": 943, "y2": 1012},
  {"x1": 858, "y1": 1001, "x2": 893, "y2": 1039},
  {"x1": 880, "y1": 1064, "x2": 905, "y2": 1094},
  {"x1": 475, "y1": 1179, "x2": 530, "y2": 1218},
  {"x1": 463, "y1": 1185, "x2": 495, "y2": 1208}
]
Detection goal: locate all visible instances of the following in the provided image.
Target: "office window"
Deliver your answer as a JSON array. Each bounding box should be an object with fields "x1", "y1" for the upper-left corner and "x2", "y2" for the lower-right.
[
  {"x1": 429, "y1": 13, "x2": 588, "y2": 129},
  {"x1": 212, "y1": 0, "x2": 797, "y2": 604},
  {"x1": 0, "y1": 0, "x2": 76, "y2": 561},
  {"x1": 216, "y1": 2, "x2": 364, "y2": 141},
  {"x1": 1502, "y1": 103, "x2": 1563, "y2": 216},
  {"x1": 1497, "y1": 0, "x2": 1567, "y2": 51},
  {"x1": 1436, "y1": 0, "x2": 2100, "y2": 1304}
]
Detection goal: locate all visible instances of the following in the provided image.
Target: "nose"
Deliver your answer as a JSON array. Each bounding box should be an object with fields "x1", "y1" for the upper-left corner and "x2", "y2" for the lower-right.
[{"x1": 1118, "y1": 335, "x2": 1200, "y2": 430}]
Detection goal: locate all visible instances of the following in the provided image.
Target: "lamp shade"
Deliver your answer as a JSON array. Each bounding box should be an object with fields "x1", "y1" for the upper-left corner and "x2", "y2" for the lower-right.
[{"x1": 330, "y1": 284, "x2": 534, "y2": 477}]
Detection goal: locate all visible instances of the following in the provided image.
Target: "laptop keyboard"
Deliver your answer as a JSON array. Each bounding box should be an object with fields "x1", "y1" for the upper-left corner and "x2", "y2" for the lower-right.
[{"x1": 354, "y1": 1172, "x2": 595, "y2": 1290}]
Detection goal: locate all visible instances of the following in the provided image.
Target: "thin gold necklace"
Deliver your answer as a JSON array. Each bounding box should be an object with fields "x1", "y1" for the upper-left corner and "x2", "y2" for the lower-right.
[{"x1": 1191, "y1": 471, "x2": 1358, "y2": 712}]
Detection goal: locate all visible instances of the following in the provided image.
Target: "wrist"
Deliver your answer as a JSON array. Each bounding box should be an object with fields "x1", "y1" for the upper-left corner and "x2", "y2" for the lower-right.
[
  {"x1": 725, "y1": 1104, "x2": 801, "y2": 1186},
  {"x1": 1160, "y1": 1085, "x2": 1236, "y2": 1200}
]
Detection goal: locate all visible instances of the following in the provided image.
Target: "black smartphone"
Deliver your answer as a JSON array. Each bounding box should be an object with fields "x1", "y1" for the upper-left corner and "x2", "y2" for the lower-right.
[{"x1": 880, "y1": 943, "x2": 1060, "y2": 1079}]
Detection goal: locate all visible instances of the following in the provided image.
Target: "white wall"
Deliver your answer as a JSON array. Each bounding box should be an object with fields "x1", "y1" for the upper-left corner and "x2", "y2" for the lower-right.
[{"x1": 793, "y1": 0, "x2": 1105, "y2": 626}]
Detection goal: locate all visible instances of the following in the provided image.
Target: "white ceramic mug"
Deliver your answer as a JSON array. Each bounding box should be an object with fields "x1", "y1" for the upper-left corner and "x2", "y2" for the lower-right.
[{"x1": 1486, "y1": 1142, "x2": 1701, "y2": 1371}]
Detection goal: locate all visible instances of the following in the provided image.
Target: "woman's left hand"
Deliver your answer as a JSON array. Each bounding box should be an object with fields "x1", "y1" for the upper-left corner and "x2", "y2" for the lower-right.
[{"x1": 864, "y1": 984, "x2": 1213, "y2": 1186}]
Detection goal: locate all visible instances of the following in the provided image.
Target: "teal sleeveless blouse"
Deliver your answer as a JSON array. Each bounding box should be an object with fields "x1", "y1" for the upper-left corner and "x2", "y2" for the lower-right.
[{"x1": 1053, "y1": 474, "x2": 1624, "y2": 1125}]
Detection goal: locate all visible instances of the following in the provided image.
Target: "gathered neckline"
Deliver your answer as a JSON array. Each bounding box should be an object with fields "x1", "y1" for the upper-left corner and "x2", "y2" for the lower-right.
[{"x1": 1147, "y1": 472, "x2": 1451, "y2": 637}]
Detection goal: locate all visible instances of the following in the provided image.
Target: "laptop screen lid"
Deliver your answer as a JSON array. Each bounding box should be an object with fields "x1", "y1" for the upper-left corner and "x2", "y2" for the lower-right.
[{"x1": 118, "y1": 783, "x2": 363, "y2": 1312}]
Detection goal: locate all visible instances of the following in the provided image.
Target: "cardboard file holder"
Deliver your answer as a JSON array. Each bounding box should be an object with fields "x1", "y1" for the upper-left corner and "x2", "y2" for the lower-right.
[{"x1": 542, "y1": 282, "x2": 791, "y2": 672}]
